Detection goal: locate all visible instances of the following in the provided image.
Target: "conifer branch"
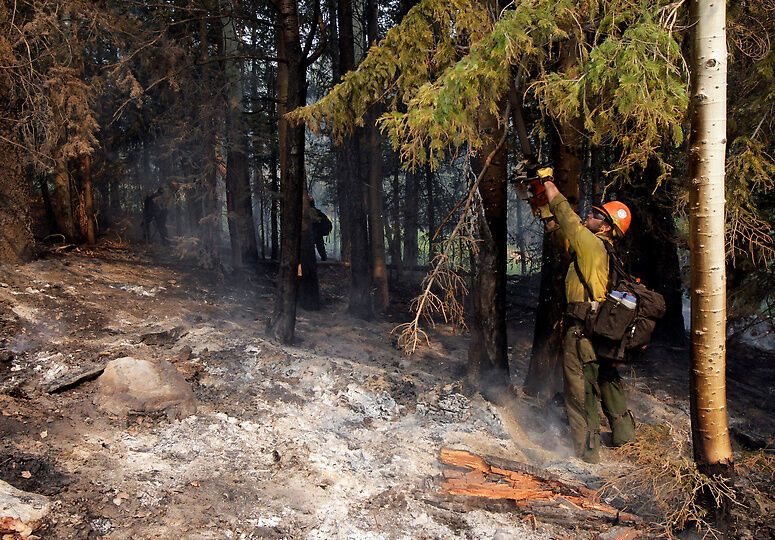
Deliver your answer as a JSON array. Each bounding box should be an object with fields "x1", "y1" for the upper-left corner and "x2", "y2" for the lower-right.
[{"x1": 393, "y1": 105, "x2": 510, "y2": 355}]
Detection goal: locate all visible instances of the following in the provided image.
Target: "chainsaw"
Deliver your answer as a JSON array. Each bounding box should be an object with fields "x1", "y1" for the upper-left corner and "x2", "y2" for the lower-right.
[{"x1": 511, "y1": 163, "x2": 558, "y2": 231}]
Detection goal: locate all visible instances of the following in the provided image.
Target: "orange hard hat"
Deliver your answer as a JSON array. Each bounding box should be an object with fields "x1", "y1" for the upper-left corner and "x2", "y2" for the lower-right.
[{"x1": 592, "y1": 201, "x2": 631, "y2": 236}]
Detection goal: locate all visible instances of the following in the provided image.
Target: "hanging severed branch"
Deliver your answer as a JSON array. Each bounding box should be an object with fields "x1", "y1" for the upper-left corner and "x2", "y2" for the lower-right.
[{"x1": 392, "y1": 105, "x2": 510, "y2": 355}]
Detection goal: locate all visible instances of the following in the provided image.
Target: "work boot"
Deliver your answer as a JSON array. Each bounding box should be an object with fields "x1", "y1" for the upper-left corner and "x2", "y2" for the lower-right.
[
  {"x1": 611, "y1": 410, "x2": 636, "y2": 446},
  {"x1": 579, "y1": 430, "x2": 601, "y2": 464}
]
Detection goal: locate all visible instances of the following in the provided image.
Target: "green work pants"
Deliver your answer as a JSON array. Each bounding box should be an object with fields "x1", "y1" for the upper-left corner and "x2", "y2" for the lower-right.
[{"x1": 562, "y1": 323, "x2": 635, "y2": 463}]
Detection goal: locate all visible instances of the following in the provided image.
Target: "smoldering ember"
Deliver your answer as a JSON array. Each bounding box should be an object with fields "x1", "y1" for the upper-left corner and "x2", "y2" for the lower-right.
[{"x1": 0, "y1": 1, "x2": 773, "y2": 539}]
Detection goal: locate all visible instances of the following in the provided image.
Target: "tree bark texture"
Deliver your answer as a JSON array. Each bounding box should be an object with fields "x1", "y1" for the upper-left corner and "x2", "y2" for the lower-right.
[
  {"x1": 403, "y1": 169, "x2": 419, "y2": 267},
  {"x1": 339, "y1": 0, "x2": 373, "y2": 319},
  {"x1": 78, "y1": 154, "x2": 96, "y2": 245},
  {"x1": 269, "y1": 0, "x2": 306, "y2": 343},
  {"x1": 222, "y1": 3, "x2": 259, "y2": 266},
  {"x1": 267, "y1": 64, "x2": 280, "y2": 261},
  {"x1": 367, "y1": 111, "x2": 389, "y2": 312},
  {"x1": 299, "y1": 192, "x2": 321, "y2": 310},
  {"x1": 366, "y1": 0, "x2": 389, "y2": 313},
  {"x1": 687, "y1": 0, "x2": 734, "y2": 479},
  {"x1": 51, "y1": 158, "x2": 78, "y2": 241},
  {"x1": 390, "y1": 165, "x2": 403, "y2": 277},
  {"x1": 0, "y1": 145, "x2": 34, "y2": 263},
  {"x1": 468, "y1": 104, "x2": 510, "y2": 390}
]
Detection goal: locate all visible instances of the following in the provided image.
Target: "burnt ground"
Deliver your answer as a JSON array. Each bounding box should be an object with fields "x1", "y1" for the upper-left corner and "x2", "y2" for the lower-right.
[{"x1": 0, "y1": 244, "x2": 773, "y2": 539}]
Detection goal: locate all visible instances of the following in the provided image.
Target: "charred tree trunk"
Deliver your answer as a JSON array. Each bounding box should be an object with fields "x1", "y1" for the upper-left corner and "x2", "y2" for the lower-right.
[
  {"x1": 366, "y1": 0, "x2": 388, "y2": 313},
  {"x1": 0, "y1": 146, "x2": 34, "y2": 263},
  {"x1": 222, "y1": 3, "x2": 259, "y2": 266},
  {"x1": 198, "y1": 15, "x2": 221, "y2": 266},
  {"x1": 51, "y1": 157, "x2": 78, "y2": 241},
  {"x1": 78, "y1": 155, "x2": 96, "y2": 245},
  {"x1": 425, "y1": 160, "x2": 435, "y2": 254},
  {"x1": 338, "y1": 0, "x2": 373, "y2": 319},
  {"x1": 403, "y1": 169, "x2": 419, "y2": 268},
  {"x1": 268, "y1": 65, "x2": 280, "y2": 261},
  {"x1": 299, "y1": 191, "x2": 321, "y2": 310},
  {"x1": 269, "y1": 0, "x2": 306, "y2": 343},
  {"x1": 468, "y1": 102, "x2": 510, "y2": 395},
  {"x1": 335, "y1": 0, "x2": 355, "y2": 265},
  {"x1": 346, "y1": 136, "x2": 373, "y2": 319},
  {"x1": 367, "y1": 113, "x2": 389, "y2": 312},
  {"x1": 390, "y1": 165, "x2": 403, "y2": 277}
]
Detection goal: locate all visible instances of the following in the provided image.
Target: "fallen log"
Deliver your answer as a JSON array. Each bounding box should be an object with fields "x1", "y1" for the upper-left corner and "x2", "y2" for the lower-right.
[{"x1": 438, "y1": 448, "x2": 640, "y2": 528}]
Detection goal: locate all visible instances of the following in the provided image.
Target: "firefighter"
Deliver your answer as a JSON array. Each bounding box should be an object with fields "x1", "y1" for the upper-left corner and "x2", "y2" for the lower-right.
[
  {"x1": 142, "y1": 187, "x2": 169, "y2": 245},
  {"x1": 543, "y1": 179, "x2": 635, "y2": 464},
  {"x1": 308, "y1": 197, "x2": 332, "y2": 261}
]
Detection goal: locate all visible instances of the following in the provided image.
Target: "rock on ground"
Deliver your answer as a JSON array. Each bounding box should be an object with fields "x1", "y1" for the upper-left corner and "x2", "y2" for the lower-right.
[
  {"x1": 0, "y1": 480, "x2": 50, "y2": 538},
  {"x1": 93, "y1": 357, "x2": 196, "y2": 419}
]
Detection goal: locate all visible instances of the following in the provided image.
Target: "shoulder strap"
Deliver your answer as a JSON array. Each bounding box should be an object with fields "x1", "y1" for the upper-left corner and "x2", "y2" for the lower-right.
[
  {"x1": 573, "y1": 239, "x2": 630, "y2": 301},
  {"x1": 571, "y1": 255, "x2": 595, "y2": 302},
  {"x1": 601, "y1": 241, "x2": 635, "y2": 284}
]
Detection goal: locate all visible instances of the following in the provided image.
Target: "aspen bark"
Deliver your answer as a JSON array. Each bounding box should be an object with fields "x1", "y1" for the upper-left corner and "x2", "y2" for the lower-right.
[{"x1": 687, "y1": 0, "x2": 734, "y2": 474}]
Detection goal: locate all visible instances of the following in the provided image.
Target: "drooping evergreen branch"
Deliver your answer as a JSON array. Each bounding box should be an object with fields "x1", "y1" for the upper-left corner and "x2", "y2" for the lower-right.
[
  {"x1": 288, "y1": 0, "x2": 490, "y2": 141},
  {"x1": 392, "y1": 105, "x2": 510, "y2": 354},
  {"x1": 534, "y1": 15, "x2": 689, "y2": 177},
  {"x1": 725, "y1": 137, "x2": 775, "y2": 266}
]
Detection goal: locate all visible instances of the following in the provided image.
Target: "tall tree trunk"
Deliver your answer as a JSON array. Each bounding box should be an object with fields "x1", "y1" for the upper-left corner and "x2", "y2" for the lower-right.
[
  {"x1": 51, "y1": 157, "x2": 78, "y2": 241},
  {"x1": 222, "y1": 1, "x2": 259, "y2": 267},
  {"x1": 424, "y1": 160, "x2": 435, "y2": 254},
  {"x1": 687, "y1": 0, "x2": 734, "y2": 509},
  {"x1": 338, "y1": 0, "x2": 373, "y2": 319},
  {"x1": 198, "y1": 15, "x2": 221, "y2": 266},
  {"x1": 522, "y1": 36, "x2": 582, "y2": 400},
  {"x1": 467, "y1": 102, "x2": 510, "y2": 394},
  {"x1": 299, "y1": 191, "x2": 321, "y2": 310},
  {"x1": 390, "y1": 165, "x2": 403, "y2": 277},
  {"x1": 367, "y1": 112, "x2": 388, "y2": 312},
  {"x1": 0, "y1": 146, "x2": 34, "y2": 263},
  {"x1": 78, "y1": 155, "x2": 96, "y2": 245},
  {"x1": 403, "y1": 169, "x2": 419, "y2": 267},
  {"x1": 335, "y1": 0, "x2": 355, "y2": 264},
  {"x1": 269, "y1": 0, "x2": 306, "y2": 343},
  {"x1": 266, "y1": 63, "x2": 280, "y2": 261},
  {"x1": 366, "y1": 0, "x2": 389, "y2": 313}
]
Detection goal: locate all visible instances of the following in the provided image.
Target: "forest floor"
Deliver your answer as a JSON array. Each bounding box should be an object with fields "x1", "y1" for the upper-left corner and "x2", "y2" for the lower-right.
[{"x1": 0, "y1": 242, "x2": 773, "y2": 540}]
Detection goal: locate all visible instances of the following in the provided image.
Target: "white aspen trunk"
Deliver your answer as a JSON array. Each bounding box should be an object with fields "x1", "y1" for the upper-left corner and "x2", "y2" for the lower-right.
[{"x1": 687, "y1": 0, "x2": 733, "y2": 473}]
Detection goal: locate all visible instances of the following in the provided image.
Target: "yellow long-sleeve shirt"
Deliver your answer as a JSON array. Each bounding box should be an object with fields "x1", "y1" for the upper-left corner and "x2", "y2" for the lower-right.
[{"x1": 548, "y1": 194, "x2": 611, "y2": 303}]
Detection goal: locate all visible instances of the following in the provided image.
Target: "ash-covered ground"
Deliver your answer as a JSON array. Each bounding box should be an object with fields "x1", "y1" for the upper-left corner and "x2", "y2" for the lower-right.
[{"x1": 0, "y1": 245, "x2": 772, "y2": 539}]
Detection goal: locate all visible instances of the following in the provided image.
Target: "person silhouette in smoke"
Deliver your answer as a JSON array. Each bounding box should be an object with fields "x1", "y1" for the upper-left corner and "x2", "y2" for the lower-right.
[
  {"x1": 142, "y1": 187, "x2": 169, "y2": 245},
  {"x1": 308, "y1": 196, "x2": 332, "y2": 261}
]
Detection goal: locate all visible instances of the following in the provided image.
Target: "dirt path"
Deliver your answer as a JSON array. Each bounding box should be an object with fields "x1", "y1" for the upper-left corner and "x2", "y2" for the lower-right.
[{"x1": 0, "y1": 247, "x2": 770, "y2": 539}]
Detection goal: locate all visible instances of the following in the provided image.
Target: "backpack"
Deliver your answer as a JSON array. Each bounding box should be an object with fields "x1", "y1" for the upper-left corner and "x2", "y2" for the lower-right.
[
  {"x1": 575, "y1": 242, "x2": 666, "y2": 360},
  {"x1": 315, "y1": 209, "x2": 333, "y2": 236}
]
